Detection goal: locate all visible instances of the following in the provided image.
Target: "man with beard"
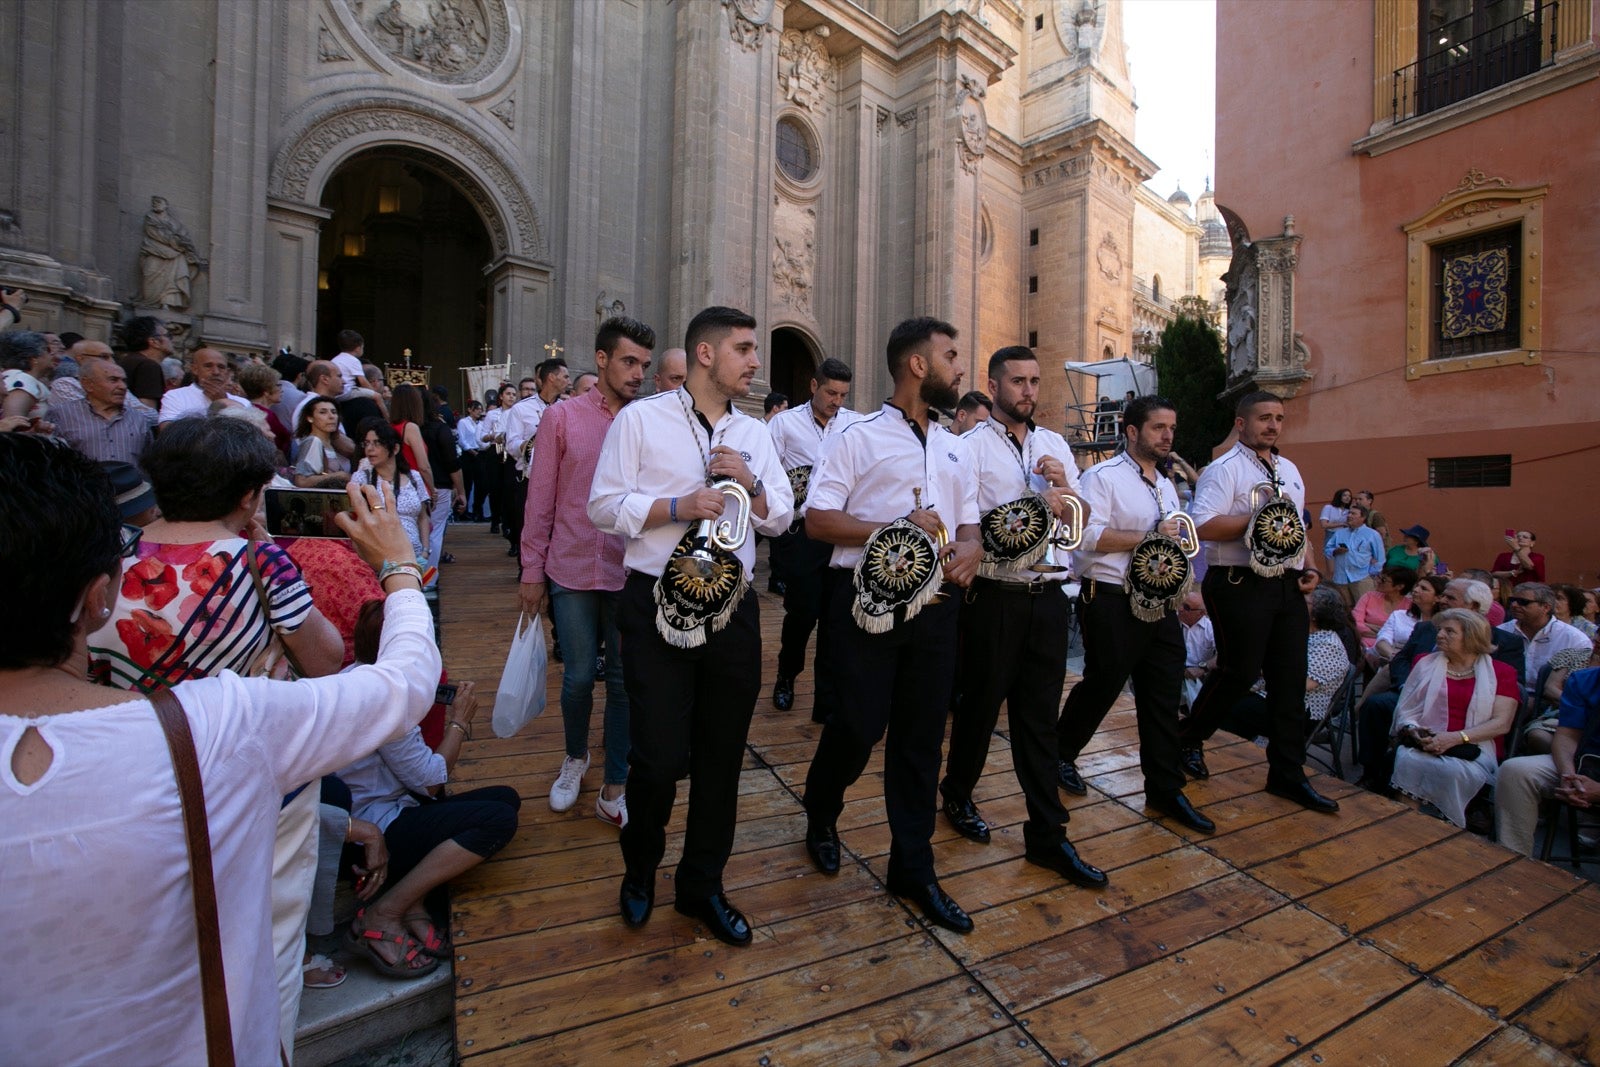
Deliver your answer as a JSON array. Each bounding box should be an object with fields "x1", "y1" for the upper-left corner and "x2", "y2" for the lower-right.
[
  {"x1": 588, "y1": 306, "x2": 793, "y2": 946},
  {"x1": 766, "y1": 357, "x2": 861, "y2": 716},
  {"x1": 1177, "y1": 392, "x2": 1339, "y2": 814},
  {"x1": 522, "y1": 317, "x2": 656, "y2": 832},
  {"x1": 801, "y1": 317, "x2": 984, "y2": 934},
  {"x1": 938, "y1": 346, "x2": 1109, "y2": 885},
  {"x1": 1056, "y1": 396, "x2": 1215, "y2": 836}
]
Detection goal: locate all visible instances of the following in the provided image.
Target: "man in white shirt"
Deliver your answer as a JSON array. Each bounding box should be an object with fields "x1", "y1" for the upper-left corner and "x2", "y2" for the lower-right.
[
  {"x1": 455, "y1": 400, "x2": 489, "y2": 520},
  {"x1": 588, "y1": 305, "x2": 792, "y2": 947},
  {"x1": 939, "y1": 346, "x2": 1111, "y2": 883},
  {"x1": 1178, "y1": 591, "x2": 1216, "y2": 712},
  {"x1": 766, "y1": 357, "x2": 860, "y2": 716},
  {"x1": 502, "y1": 360, "x2": 570, "y2": 557},
  {"x1": 1057, "y1": 396, "x2": 1215, "y2": 836},
  {"x1": 156, "y1": 347, "x2": 250, "y2": 423},
  {"x1": 801, "y1": 316, "x2": 984, "y2": 934},
  {"x1": 1501, "y1": 583, "x2": 1592, "y2": 696},
  {"x1": 1177, "y1": 391, "x2": 1339, "y2": 814}
]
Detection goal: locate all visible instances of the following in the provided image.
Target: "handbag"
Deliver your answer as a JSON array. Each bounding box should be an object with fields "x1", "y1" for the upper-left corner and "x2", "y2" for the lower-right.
[
  {"x1": 150, "y1": 687, "x2": 237, "y2": 1067},
  {"x1": 492, "y1": 611, "x2": 548, "y2": 737},
  {"x1": 244, "y1": 538, "x2": 308, "y2": 680}
]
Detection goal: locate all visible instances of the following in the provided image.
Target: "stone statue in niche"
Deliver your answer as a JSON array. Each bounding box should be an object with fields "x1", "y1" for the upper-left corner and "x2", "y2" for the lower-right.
[
  {"x1": 361, "y1": 0, "x2": 487, "y2": 76},
  {"x1": 778, "y1": 26, "x2": 833, "y2": 112},
  {"x1": 1226, "y1": 253, "x2": 1259, "y2": 379},
  {"x1": 1062, "y1": 0, "x2": 1103, "y2": 55},
  {"x1": 137, "y1": 196, "x2": 206, "y2": 310},
  {"x1": 772, "y1": 200, "x2": 816, "y2": 314},
  {"x1": 594, "y1": 291, "x2": 626, "y2": 327},
  {"x1": 956, "y1": 74, "x2": 989, "y2": 174}
]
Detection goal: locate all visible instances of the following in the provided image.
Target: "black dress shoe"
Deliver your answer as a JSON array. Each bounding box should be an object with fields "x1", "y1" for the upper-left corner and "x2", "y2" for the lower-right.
[
  {"x1": 1266, "y1": 777, "x2": 1340, "y2": 814},
  {"x1": 805, "y1": 823, "x2": 840, "y2": 874},
  {"x1": 886, "y1": 878, "x2": 973, "y2": 934},
  {"x1": 772, "y1": 676, "x2": 795, "y2": 711},
  {"x1": 1024, "y1": 839, "x2": 1109, "y2": 889},
  {"x1": 1180, "y1": 746, "x2": 1210, "y2": 780},
  {"x1": 942, "y1": 797, "x2": 992, "y2": 844},
  {"x1": 1057, "y1": 759, "x2": 1088, "y2": 796},
  {"x1": 674, "y1": 892, "x2": 753, "y2": 946},
  {"x1": 489, "y1": 524, "x2": 501, "y2": 535},
  {"x1": 619, "y1": 873, "x2": 655, "y2": 928},
  {"x1": 1146, "y1": 791, "x2": 1216, "y2": 834}
]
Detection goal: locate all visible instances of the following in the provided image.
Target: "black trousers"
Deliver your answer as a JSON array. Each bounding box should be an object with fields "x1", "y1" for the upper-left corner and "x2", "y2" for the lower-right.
[
  {"x1": 1179, "y1": 566, "x2": 1311, "y2": 783},
  {"x1": 486, "y1": 450, "x2": 508, "y2": 527},
  {"x1": 942, "y1": 578, "x2": 1072, "y2": 850},
  {"x1": 775, "y1": 525, "x2": 834, "y2": 684},
  {"x1": 616, "y1": 571, "x2": 760, "y2": 900},
  {"x1": 459, "y1": 450, "x2": 485, "y2": 518},
  {"x1": 505, "y1": 457, "x2": 528, "y2": 546},
  {"x1": 803, "y1": 570, "x2": 959, "y2": 884},
  {"x1": 1057, "y1": 586, "x2": 1187, "y2": 800}
]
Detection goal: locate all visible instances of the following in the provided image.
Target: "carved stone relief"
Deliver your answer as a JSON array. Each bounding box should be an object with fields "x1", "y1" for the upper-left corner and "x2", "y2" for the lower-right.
[
  {"x1": 722, "y1": 0, "x2": 774, "y2": 52},
  {"x1": 1056, "y1": 0, "x2": 1104, "y2": 56},
  {"x1": 137, "y1": 196, "x2": 207, "y2": 311},
  {"x1": 489, "y1": 97, "x2": 514, "y2": 129},
  {"x1": 318, "y1": 20, "x2": 353, "y2": 61},
  {"x1": 778, "y1": 26, "x2": 833, "y2": 112},
  {"x1": 349, "y1": 0, "x2": 509, "y2": 85},
  {"x1": 1222, "y1": 217, "x2": 1308, "y2": 397},
  {"x1": 771, "y1": 197, "x2": 817, "y2": 315},
  {"x1": 956, "y1": 74, "x2": 989, "y2": 175},
  {"x1": 1225, "y1": 247, "x2": 1258, "y2": 379},
  {"x1": 1437, "y1": 167, "x2": 1512, "y2": 203},
  {"x1": 1095, "y1": 232, "x2": 1123, "y2": 282},
  {"x1": 595, "y1": 291, "x2": 625, "y2": 326}
]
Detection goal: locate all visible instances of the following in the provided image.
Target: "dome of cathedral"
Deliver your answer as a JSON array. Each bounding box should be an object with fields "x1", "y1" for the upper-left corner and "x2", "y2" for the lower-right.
[
  {"x1": 1199, "y1": 216, "x2": 1230, "y2": 258},
  {"x1": 1167, "y1": 187, "x2": 1192, "y2": 207}
]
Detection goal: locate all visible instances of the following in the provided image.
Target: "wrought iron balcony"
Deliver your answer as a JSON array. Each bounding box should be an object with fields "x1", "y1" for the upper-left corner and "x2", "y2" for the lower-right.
[{"x1": 1392, "y1": 1, "x2": 1557, "y2": 123}]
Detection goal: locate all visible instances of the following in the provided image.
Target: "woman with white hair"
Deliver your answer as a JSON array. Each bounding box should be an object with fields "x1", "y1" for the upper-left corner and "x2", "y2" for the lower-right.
[{"x1": 1390, "y1": 607, "x2": 1519, "y2": 826}]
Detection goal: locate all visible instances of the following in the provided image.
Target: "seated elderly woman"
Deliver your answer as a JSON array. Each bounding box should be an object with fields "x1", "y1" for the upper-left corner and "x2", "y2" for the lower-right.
[
  {"x1": 236, "y1": 361, "x2": 295, "y2": 460},
  {"x1": 1389, "y1": 608, "x2": 1520, "y2": 827},
  {"x1": 338, "y1": 599, "x2": 519, "y2": 978},
  {"x1": 0, "y1": 435, "x2": 438, "y2": 1064}
]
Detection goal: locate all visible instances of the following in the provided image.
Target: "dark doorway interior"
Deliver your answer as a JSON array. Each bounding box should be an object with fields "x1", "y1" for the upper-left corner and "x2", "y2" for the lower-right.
[{"x1": 768, "y1": 327, "x2": 819, "y2": 409}]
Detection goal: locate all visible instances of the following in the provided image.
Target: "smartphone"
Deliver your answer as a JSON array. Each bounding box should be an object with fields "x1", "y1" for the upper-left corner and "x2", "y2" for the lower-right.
[
  {"x1": 435, "y1": 682, "x2": 458, "y2": 706},
  {"x1": 263, "y1": 487, "x2": 350, "y2": 538},
  {"x1": 1434, "y1": 561, "x2": 1447, "y2": 575},
  {"x1": 1504, "y1": 528, "x2": 1517, "y2": 539}
]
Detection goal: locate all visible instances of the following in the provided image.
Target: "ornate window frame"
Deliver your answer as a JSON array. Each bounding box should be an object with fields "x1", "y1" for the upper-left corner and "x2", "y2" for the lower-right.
[
  {"x1": 774, "y1": 112, "x2": 823, "y2": 194},
  {"x1": 1402, "y1": 173, "x2": 1545, "y2": 380}
]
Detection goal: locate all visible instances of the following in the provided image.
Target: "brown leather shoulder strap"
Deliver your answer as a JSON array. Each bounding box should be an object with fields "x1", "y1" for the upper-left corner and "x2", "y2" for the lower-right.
[{"x1": 150, "y1": 687, "x2": 237, "y2": 1067}]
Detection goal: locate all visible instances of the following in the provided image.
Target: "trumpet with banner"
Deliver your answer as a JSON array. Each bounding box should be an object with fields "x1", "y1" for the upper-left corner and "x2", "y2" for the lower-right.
[
  {"x1": 653, "y1": 479, "x2": 753, "y2": 649},
  {"x1": 977, "y1": 490, "x2": 1084, "y2": 577},
  {"x1": 852, "y1": 487, "x2": 946, "y2": 633},
  {"x1": 1127, "y1": 511, "x2": 1200, "y2": 622},
  {"x1": 1244, "y1": 480, "x2": 1306, "y2": 577}
]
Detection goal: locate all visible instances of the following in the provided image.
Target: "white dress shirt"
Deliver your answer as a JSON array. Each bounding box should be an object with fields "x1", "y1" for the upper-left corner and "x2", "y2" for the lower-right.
[
  {"x1": 1181, "y1": 614, "x2": 1217, "y2": 709},
  {"x1": 457, "y1": 414, "x2": 486, "y2": 452},
  {"x1": 502, "y1": 393, "x2": 548, "y2": 474},
  {"x1": 482, "y1": 406, "x2": 508, "y2": 454},
  {"x1": 1071, "y1": 451, "x2": 1183, "y2": 584},
  {"x1": 768, "y1": 404, "x2": 864, "y2": 514},
  {"x1": 965, "y1": 416, "x2": 1081, "y2": 582},
  {"x1": 1498, "y1": 616, "x2": 1592, "y2": 689},
  {"x1": 807, "y1": 401, "x2": 979, "y2": 570},
  {"x1": 1190, "y1": 441, "x2": 1308, "y2": 568},
  {"x1": 157, "y1": 384, "x2": 250, "y2": 423},
  {"x1": 588, "y1": 387, "x2": 794, "y2": 579}
]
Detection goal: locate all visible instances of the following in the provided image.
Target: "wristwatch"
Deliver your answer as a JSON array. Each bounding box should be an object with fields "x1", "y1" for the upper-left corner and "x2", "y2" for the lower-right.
[{"x1": 748, "y1": 476, "x2": 765, "y2": 500}]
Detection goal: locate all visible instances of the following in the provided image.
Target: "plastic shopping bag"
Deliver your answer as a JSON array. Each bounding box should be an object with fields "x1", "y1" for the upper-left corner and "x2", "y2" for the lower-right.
[{"x1": 492, "y1": 611, "x2": 547, "y2": 737}]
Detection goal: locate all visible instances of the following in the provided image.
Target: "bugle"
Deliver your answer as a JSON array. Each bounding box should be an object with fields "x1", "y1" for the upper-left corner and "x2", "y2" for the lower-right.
[
  {"x1": 1171, "y1": 511, "x2": 1200, "y2": 559},
  {"x1": 1029, "y1": 492, "x2": 1085, "y2": 573},
  {"x1": 671, "y1": 479, "x2": 752, "y2": 580}
]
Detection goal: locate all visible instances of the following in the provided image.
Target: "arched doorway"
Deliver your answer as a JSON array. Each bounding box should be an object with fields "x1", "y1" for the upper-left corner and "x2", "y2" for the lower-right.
[
  {"x1": 315, "y1": 149, "x2": 492, "y2": 400},
  {"x1": 768, "y1": 326, "x2": 819, "y2": 408}
]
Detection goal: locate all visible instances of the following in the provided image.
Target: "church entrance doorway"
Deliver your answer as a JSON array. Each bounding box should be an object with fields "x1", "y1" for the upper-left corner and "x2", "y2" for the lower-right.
[
  {"x1": 768, "y1": 327, "x2": 818, "y2": 409},
  {"x1": 315, "y1": 149, "x2": 492, "y2": 407}
]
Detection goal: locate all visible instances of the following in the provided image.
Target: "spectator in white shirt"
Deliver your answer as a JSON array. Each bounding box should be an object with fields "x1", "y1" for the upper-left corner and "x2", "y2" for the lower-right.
[
  {"x1": 1500, "y1": 583, "x2": 1593, "y2": 695},
  {"x1": 157, "y1": 347, "x2": 249, "y2": 423},
  {"x1": 1178, "y1": 590, "x2": 1216, "y2": 712}
]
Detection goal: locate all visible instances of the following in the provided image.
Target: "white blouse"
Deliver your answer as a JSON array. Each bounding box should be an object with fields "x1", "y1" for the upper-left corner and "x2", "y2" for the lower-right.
[{"x1": 0, "y1": 589, "x2": 440, "y2": 1066}]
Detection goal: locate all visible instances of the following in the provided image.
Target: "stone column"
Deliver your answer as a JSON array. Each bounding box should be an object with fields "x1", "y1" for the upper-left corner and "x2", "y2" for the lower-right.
[
  {"x1": 264, "y1": 199, "x2": 332, "y2": 356},
  {"x1": 486, "y1": 254, "x2": 553, "y2": 381}
]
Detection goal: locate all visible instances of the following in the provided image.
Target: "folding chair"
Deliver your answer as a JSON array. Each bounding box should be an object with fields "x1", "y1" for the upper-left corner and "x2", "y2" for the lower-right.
[{"x1": 1307, "y1": 662, "x2": 1362, "y2": 781}]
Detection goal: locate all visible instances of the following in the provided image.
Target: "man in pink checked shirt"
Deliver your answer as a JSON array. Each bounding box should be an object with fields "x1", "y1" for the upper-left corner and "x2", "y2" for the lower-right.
[{"x1": 520, "y1": 317, "x2": 656, "y2": 829}]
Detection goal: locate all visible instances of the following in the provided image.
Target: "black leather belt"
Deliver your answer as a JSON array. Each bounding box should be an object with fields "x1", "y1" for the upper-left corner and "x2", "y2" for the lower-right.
[
  {"x1": 1214, "y1": 565, "x2": 1305, "y2": 583},
  {"x1": 1080, "y1": 577, "x2": 1127, "y2": 599},
  {"x1": 982, "y1": 576, "x2": 1063, "y2": 596}
]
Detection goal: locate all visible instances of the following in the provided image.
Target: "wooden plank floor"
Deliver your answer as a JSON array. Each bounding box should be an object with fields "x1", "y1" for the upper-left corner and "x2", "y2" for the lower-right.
[{"x1": 437, "y1": 524, "x2": 1600, "y2": 1065}]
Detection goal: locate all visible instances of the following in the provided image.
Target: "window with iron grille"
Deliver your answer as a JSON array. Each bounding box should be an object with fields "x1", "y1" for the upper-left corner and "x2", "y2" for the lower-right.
[
  {"x1": 1428, "y1": 454, "x2": 1512, "y2": 488},
  {"x1": 1431, "y1": 224, "x2": 1519, "y2": 360}
]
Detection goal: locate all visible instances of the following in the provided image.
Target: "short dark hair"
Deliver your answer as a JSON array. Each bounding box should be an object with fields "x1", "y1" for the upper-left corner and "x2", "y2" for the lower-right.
[
  {"x1": 684, "y1": 306, "x2": 757, "y2": 357},
  {"x1": 1380, "y1": 565, "x2": 1417, "y2": 596},
  {"x1": 595, "y1": 316, "x2": 657, "y2": 356},
  {"x1": 518, "y1": 376, "x2": 538, "y2": 390},
  {"x1": 430, "y1": 385, "x2": 450, "y2": 400},
  {"x1": 0, "y1": 436, "x2": 122, "y2": 669},
  {"x1": 956, "y1": 390, "x2": 991, "y2": 416},
  {"x1": 986, "y1": 345, "x2": 1037, "y2": 381},
  {"x1": 0, "y1": 330, "x2": 47, "y2": 371},
  {"x1": 1348, "y1": 503, "x2": 1369, "y2": 520},
  {"x1": 886, "y1": 316, "x2": 957, "y2": 378},
  {"x1": 336, "y1": 329, "x2": 364, "y2": 352},
  {"x1": 816, "y1": 357, "x2": 853, "y2": 384},
  {"x1": 59, "y1": 331, "x2": 84, "y2": 348},
  {"x1": 124, "y1": 316, "x2": 166, "y2": 353},
  {"x1": 1235, "y1": 390, "x2": 1282, "y2": 418},
  {"x1": 142, "y1": 416, "x2": 279, "y2": 522},
  {"x1": 1409, "y1": 574, "x2": 1449, "y2": 617},
  {"x1": 536, "y1": 358, "x2": 568, "y2": 384},
  {"x1": 763, "y1": 392, "x2": 788, "y2": 414},
  {"x1": 1121, "y1": 394, "x2": 1176, "y2": 435},
  {"x1": 466, "y1": 399, "x2": 484, "y2": 412}
]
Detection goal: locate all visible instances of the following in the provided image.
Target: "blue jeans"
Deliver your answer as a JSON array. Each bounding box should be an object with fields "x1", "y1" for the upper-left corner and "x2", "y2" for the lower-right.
[{"x1": 549, "y1": 581, "x2": 630, "y2": 785}]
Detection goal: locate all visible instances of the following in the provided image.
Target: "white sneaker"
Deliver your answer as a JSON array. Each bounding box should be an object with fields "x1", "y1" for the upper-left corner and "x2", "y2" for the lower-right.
[
  {"x1": 595, "y1": 791, "x2": 628, "y2": 829},
  {"x1": 549, "y1": 753, "x2": 590, "y2": 812}
]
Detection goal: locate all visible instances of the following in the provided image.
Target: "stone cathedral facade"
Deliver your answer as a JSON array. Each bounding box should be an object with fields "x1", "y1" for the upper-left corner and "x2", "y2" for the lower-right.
[{"x1": 0, "y1": 0, "x2": 1216, "y2": 425}]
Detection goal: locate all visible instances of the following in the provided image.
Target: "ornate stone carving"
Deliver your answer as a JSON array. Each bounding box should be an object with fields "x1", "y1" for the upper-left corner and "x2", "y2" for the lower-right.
[
  {"x1": 489, "y1": 96, "x2": 514, "y2": 129},
  {"x1": 137, "y1": 196, "x2": 207, "y2": 310},
  {"x1": 1057, "y1": 0, "x2": 1104, "y2": 56},
  {"x1": 270, "y1": 98, "x2": 544, "y2": 259},
  {"x1": 350, "y1": 0, "x2": 509, "y2": 85},
  {"x1": 896, "y1": 107, "x2": 918, "y2": 128},
  {"x1": 1437, "y1": 167, "x2": 1512, "y2": 204},
  {"x1": 1223, "y1": 223, "x2": 1309, "y2": 398},
  {"x1": 876, "y1": 107, "x2": 890, "y2": 134},
  {"x1": 771, "y1": 197, "x2": 816, "y2": 314},
  {"x1": 778, "y1": 26, "x2": 833, "y2": 112},
  {"x1": 319, "y1": 20, "x2": 353, "y2": 61},
  {"x1": 1225, "y1": 248, "x2": 1258, "y2": 379},
  {"x1": 595, "y1": 291, "x2": 625, "y2": 326},
  {"x1": 956, "y1": 74, "x2": 989, "y2": 174},
  {"x1": 722, "y1": 0, "x2": 774, "y2": 52},
  {"x1": 1095, "y1": 232, "x2": 1123, "y2": 282}
]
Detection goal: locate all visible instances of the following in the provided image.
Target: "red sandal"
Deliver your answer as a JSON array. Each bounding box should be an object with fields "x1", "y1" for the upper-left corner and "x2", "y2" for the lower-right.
[
  {"x1": 405, "y1": 913, "x2": 450, "y2": 960},
  {"x1": 348, "y1": 911, "x2": 439, "y2": 980}
]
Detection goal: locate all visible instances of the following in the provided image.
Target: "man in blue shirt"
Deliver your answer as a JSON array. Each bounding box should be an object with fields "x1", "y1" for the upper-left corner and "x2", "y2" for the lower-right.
[
  {"x1": 1496, "y1": 666, "x2": 1600, "y2": 855},
  {"x1": 1325, "y1": 503, "x2": 1384, "y2": 604}
]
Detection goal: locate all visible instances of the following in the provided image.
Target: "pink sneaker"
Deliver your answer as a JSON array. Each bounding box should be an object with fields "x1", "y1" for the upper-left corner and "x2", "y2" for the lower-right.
[{"x1": 595, "y1": 791, "x2": 628, "y2": 829}]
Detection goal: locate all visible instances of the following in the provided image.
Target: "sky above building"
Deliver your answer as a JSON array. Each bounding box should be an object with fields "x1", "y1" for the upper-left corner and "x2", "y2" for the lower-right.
[{"x1": 1123, "y1": 0, "x2": 1216, "y2": 201}]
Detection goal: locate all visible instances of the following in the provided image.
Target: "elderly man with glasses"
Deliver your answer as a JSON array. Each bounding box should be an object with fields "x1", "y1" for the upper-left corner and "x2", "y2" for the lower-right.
[{"x1": 1499, "y1": 583, "x2": 1592, "y2": 701}]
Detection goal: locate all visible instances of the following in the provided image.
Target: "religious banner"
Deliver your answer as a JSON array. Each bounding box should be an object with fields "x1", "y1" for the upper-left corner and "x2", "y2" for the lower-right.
[
  {"x1": 1441, "y1": 247, "x2": 1509, "y2": 339},
  {"x1": 385, "y1": 348, "x2": 431, "y2": 389},
  {"x1": 463, "y1": 359, "x2": 511, "y2": 406}
]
